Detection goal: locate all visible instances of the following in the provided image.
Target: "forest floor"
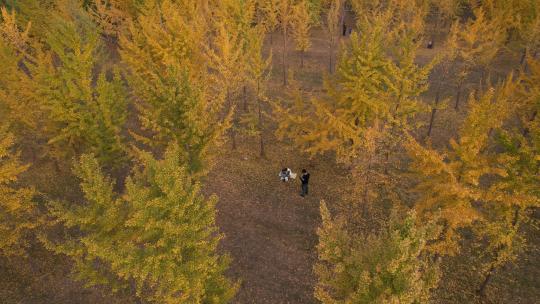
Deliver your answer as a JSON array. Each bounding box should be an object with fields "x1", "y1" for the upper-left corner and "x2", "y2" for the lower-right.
[
  {"x1": 203, "y1": 25, "x2": 355, "y2": 304},
  {"x1": 205, "y1": 23, "x2": 540, "y2": 304},
  {"x1": 1, "y1": 16, "x2": 539, "y2": 304}
]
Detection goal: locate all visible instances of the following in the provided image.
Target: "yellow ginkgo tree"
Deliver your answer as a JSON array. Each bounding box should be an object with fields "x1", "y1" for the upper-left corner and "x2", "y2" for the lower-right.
[
  {"x1": 0, "y1": 127, "x2": 36, "y2": 256},
  {"x1": 44, "y1": 147, "x2": 237, "y2": 303},
  {"x1": 406, "y1": 80, "x2": 516, "y2": 257},
  {"x1": 449, "y1": 7, "x2": 506, "y2": 110},
  {"x1": 120, "y1": 0, "x2": 227, "y2": 176},
  {"x1": 292, "y1": 0, "x2": 312, "y2": 68}
]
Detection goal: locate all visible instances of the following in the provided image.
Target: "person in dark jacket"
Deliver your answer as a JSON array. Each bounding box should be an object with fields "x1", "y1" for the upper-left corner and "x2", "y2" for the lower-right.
[{"x1": 300, "y1": 169, "x2": 310, "y2": 197}]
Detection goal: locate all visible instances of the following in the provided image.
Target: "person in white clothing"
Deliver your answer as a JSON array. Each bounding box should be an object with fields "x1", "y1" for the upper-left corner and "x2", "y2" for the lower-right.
[{"x1": 279, "y1": 168, "x2": 294, "y2": 182}]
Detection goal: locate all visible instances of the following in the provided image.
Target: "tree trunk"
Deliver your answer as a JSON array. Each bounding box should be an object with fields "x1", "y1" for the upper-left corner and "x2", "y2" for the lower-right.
[
  {"x1": 522, "y1": 111, "x2": 538, "y2": 137},
  {"x1": 243, "y1": 85, "x2": 248, "y2": 112},
  {"x1": 282, "y1": 28, "x2": 288, "y2": 86},
  {"x1": 226, "y1": 90, "x2": 237, "y2": 150},
  {"x1": 430, "y1": 13, "x2": 441, "y2": 48},
  {"x1": 455, "y1": 81, "x2": 463, "y2": 110},
  {"x1": 520, "y1": 47, "x2": 528, "y2": 67},
  {"x1": 257, "y1": 82, "x2": 265, "y2": 158},
  {"x1": 362, "y1": 155, "x2": 373, "y2": 219},
  {"x1": 339, "y1": 2, "x2": 345, "y2": 39},
  {"x1": 328, "y1": 37, "x2": 333, "y2": 74},
  {"x1": 53, "y1": 158, "x2": 62, "y2": 174},
  {"x1": 478, "y1": 69, "x2": 486, "y2": 97},
  {"x1": 477, "y1": 265, "x2": 495, "y2": 299},
  {"x1": 427, "y1": 81, "x2": 442, "y2": 138},
  {"x1": 259, "y1": 110, "x2": 265, "y2": 158},
  {"x1": 231, "y1": 128, "x2": 237, "y2": 150}
]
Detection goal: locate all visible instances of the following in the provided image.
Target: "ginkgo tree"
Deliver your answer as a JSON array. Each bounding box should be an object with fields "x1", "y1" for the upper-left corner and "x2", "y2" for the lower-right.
[
  {"x1": 0, "y1": 7, "x2": 39, "y2": 134},
  {"x1": 428, "y1": 0, "x2": 461, "y2": 46},
  {"x1": 206, "y1": 20, "x2": 244, "y2": 150},
  {"x1": 425, "y1": 22, "x2": 460, "y2": 138},
  {"x1": 449, "y1": 7, "x2": 506, "y2": 110},
  {"x1": 277, "y1": 0, "x2": 294, "y2": 85},
  {"x1": 258, "y1": 0, "x2": 279, "y2": 46},
  {"x1": 210, "y1": 0, "x2": 260, "y2": 151},
  {"x1": 1, "y1": 4, "x2": 129, "y2": 170},
  {"x1": 43, "y1": 147, "x2": 237, "y2": 303},
  {"x1": 0, "y1": 127, "x2": 36, "y2": 256},
  {"x1": 120, "y1": 0, "x2": 227, "y2": 176},
  {"x1": 214, "y1": 0, "x2": 257, "y2": 113},
  {"x1": 36, "y1": 11, "x2": 128, "y2": 169},
  {"x1": 292, "y1": 0, "x2": 312, "y2": 68},
  {"x1": 406, "y1": 80, "x2": 516, "y2": 256},
  {"x1": 514, "y1": 0, "x2": 540, "y2": 67},
  {"x1": 88, "y1": 0, "x2": 134, "y2": 40},
  {"x1": 315, "y1": 201, "x2": 441, "y2": 304},
  {"x1": 473, "y1": 58, "x2": 540, "y2": 299},
  {"x1": 275, "y1": 5, "x2": 433, "y2": 163},
  {"x1": 240, "y1": 25, "x2": 273, "y2": 157},
  {"x1": 323, "y1": 0, "x2": 342, "y2": 74}
]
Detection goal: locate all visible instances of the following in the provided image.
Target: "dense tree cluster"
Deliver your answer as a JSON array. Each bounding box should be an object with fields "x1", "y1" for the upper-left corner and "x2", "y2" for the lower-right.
[{"x1": 0, "y1": 0, "x2": 538, "y2": 303}]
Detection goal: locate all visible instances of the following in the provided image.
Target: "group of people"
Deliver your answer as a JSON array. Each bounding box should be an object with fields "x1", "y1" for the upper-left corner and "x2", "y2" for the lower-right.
[{"x1": 279, "y1": 168, "x2": 310, "y2": 197}]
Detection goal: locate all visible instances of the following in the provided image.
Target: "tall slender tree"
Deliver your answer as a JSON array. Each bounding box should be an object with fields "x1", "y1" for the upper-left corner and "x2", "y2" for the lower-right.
[
  {"x1": 428, "y1": 0, "x2": 461, "y2": 46},
  {"x1": 259, "y1": 0, "x2": 279, "y2": 46},
  {"x1": 324, "y1": 0, "x2": 342, "y2": 74},
  {"x1": 515, "y1": 1, "x2": 540, "y2": 68},
  {"x1": 207, "y1": 21, "x2": 244, "y2": 150},
  {"x1": 0, "y1": 7, "x2": 40, "y2": 134},
  {"x1": 426, "y1": 28, "x2": 459, "y2": 138},
  {"x1": 240, "y1": 25, "x2": 272, "y2": 157},
  {"x1": 277, "y1": 0, "x2": 294, "y2": 85},
  {"x1": 292, "y1": 0, "x2": 312, "y2": 68},
  {"x1": 449, "y1": 7, "x2": 506, "y2": 110}
]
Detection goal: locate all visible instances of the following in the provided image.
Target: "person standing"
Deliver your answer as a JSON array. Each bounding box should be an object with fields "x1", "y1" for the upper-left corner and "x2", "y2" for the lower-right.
[{"x1": 300, "y1": 169, "x2": 310, "y2": 197}]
